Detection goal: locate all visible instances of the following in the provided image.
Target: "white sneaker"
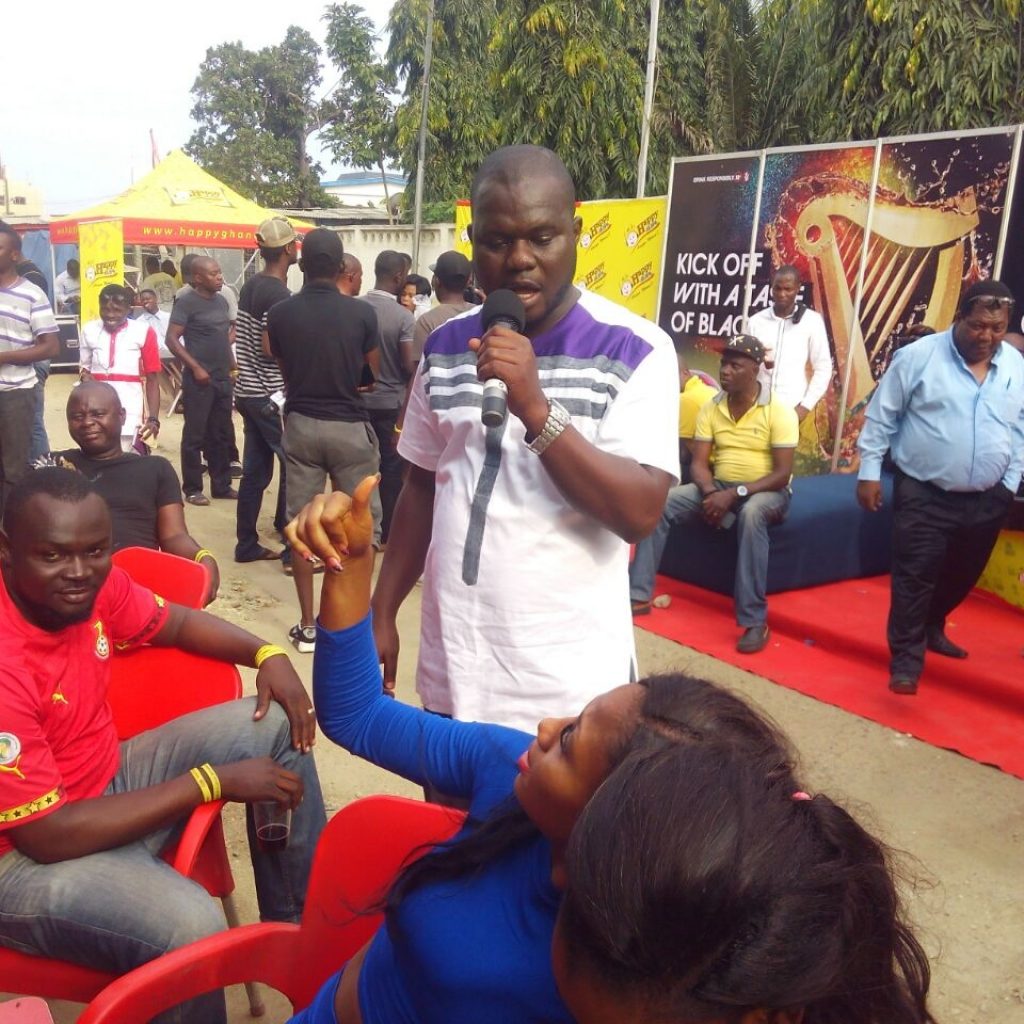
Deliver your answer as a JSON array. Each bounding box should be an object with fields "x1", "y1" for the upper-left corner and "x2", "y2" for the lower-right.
[{"x1": 289, "y1": 624, "x2": 316, "y2": 653}]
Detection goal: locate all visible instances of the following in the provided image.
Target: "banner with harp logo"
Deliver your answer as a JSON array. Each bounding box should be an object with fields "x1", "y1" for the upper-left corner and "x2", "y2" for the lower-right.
[{"x1": 657, "y1": 127, "x2": 1022, "y2": 475}]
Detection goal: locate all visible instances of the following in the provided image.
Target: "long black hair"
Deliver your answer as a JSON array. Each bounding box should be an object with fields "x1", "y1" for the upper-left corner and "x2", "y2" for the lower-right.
[
  {"x1": 560, "y1": 746, "x2": 934, "y2": 1024},
  {"x1": 385, "y1": 673, "x2": 794, "y2": 919}
]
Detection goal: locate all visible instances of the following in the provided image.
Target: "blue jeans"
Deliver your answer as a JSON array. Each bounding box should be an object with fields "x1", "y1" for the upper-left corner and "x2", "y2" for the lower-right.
[
  {"x1": 0, "y1": 699, "x2": 325, "y2": 1024},
  {"x1": 29, "y1": 361, "x2": 51, "y2": 463},
  {"x1": 629, "y1": 481, "x2": 790, "y2": 627},
  {"x1": 235, "y1": 395, "x2": 287, "y2": 560}
]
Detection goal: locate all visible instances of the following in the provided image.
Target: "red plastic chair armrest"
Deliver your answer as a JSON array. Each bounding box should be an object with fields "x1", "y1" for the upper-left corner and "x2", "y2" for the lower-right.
[
  {"x1": 79, "y1": 922, "x2": 300, "y2": 1024},
  {"x1": 167, "y1": 800, "x2": 224, "y2": 877}
]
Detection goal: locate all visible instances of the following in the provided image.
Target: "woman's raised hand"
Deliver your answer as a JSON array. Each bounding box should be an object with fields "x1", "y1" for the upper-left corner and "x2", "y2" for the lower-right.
[{"x1": 285, "y1": 475, "x2": 379, "y2": 571}]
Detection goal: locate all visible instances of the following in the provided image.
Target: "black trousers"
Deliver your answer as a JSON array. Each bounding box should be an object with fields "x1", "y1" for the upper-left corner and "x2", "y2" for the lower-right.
[
  {"x1": 367, "y1": 406, "x2": 404, "y2": 544},
  {"x1": 888, "y1": 470, "x2": 1014, "y2": 677},
  {"x1": 180, "y1": 373, "x2": 234, "y2": 497}
]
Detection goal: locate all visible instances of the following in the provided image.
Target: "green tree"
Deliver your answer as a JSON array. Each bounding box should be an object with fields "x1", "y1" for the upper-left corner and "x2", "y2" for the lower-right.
[
  {"x1": 386, "y1": 0, "x2": 502, "y2": 210},
  {"x1": 641, "y1": 0, "x2": 805, "y2": 193},
  {"x1": 321, "y1": 3, "x2": 400, "y2": 219},
  {"x1": 797, "y1": 0, "x2": 1024, "y2": 139},
  {"x1": 489, "y1": 0, "x2": 647, "y2": 201},
  {"x1": 186, "y1": 27, "x2": 335, "y2": 208}
]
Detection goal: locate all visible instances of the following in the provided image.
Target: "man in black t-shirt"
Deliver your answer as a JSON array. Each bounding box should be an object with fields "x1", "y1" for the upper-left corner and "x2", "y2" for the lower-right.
[
  {"x1": 166, "y1": 257, "x2": 236, "y2": 505},
  {"x1": 266, "y1": 228, "x2": 381, "y2": 653},
  {"x1": 48, "y1": 382, "x2": 219, "y2": 603},
  {"x1": 234, "y1": 219, "x2": 297, "y2": 565}
]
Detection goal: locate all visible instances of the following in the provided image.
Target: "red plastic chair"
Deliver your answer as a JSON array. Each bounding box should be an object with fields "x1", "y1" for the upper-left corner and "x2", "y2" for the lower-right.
[
  {"x1": 111, "y1": 546, "x2": 210, "y2": 608},
  {"x1": 79, "y1": 795, "x2": 466, "y2": 1023},
  {"x1": 0, "y1": 647, "x2": 260, "y2": 1014}
]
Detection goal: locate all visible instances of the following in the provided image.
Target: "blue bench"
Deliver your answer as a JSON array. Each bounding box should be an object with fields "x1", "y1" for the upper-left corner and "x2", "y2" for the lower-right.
[{"x1": 657, "y1": 472, "x2": 895, "y2": 596}]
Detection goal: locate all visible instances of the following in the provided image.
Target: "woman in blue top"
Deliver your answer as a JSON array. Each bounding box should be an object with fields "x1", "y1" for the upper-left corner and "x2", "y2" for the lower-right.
[{"x1": 287, "y1": 477, "x2": 934, "y2": 1024}]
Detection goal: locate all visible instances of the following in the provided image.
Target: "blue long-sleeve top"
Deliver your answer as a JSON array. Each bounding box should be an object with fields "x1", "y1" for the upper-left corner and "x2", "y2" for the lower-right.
[
  {"x1": 297, "y1": 613, "x2": 573, "y2": 1024},
  {"x1": 857, "y1": 330, "x2": 1024, "y2": 492}
]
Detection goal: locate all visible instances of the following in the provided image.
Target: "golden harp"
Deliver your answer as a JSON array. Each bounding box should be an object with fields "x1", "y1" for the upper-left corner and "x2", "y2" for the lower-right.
[{"x1": 768, "y1": 173, "x2": 979, "y2": 409}]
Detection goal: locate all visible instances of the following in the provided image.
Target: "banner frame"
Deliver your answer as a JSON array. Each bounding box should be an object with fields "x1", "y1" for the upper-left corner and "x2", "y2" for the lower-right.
[{"x1": 994, "y1": 125, "x2": 1023, "y2": 278}]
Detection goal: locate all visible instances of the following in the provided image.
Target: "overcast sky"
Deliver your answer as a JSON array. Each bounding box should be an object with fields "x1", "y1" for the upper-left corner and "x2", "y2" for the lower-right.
[{"x1": 2, "y1": 0, "x2": 396, "y2": 214}]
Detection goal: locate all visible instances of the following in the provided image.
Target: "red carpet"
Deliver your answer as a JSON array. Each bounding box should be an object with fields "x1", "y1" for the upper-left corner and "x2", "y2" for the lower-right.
[{"x1": 636, "y1": 575, "x2": 1024, "y2": 778}]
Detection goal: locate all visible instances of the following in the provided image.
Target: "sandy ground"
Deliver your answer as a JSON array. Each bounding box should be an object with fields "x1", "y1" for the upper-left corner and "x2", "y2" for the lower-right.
[{"x1": 12, "y1": 373, "x2": 1023, "y2": 1023}]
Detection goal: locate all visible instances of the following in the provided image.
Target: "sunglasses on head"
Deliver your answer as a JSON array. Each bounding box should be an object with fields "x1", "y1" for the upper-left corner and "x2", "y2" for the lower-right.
[{"x1": 964, "y1": 295, "x2": 1014, "y2": 313}]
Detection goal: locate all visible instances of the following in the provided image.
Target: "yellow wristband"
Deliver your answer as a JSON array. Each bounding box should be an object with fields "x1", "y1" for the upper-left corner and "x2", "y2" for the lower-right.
[
  {"x1": 190, "y1": 766, "x2": 213, "y2": 803},
  {"x1": 254, "y1": 643, "x2": 288, "y2": 669},
  {"x1": 194, "y1": 548, "x2": 213, "y2": 563},
  {"x1": 198, "y1": 763, "x2": 221, "y2": 802},
  {"x1": 393, "y1": 425, "x2": 403, "y2": 434}
]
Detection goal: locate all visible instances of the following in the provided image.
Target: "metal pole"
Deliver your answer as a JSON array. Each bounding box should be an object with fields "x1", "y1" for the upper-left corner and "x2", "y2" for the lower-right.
[
  {"x1": 411, "y1": 0, "x2": 436, "y2": 272},
  {"x1": 636, "y1": 0, "x2": 661, "y2": 198}
]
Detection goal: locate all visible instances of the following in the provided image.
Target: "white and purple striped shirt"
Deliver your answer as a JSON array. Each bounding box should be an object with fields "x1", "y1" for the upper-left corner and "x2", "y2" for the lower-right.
[
  {"x1": 0, "y1": 278, "x2": 58, "y2": 390},
  {"x1": 399, "y1": 288, "x2": 680, "y2": 730}
]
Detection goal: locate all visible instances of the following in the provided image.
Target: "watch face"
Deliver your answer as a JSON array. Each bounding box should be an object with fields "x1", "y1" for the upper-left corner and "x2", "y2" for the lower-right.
[{"x1": 737, "y1": 485, "x2": 749, "y2": 498}]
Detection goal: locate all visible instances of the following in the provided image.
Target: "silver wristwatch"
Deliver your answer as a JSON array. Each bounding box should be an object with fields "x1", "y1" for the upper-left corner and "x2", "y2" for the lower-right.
[{"x1": 526, "y1": 399, "x2": 571, "y2": 455}]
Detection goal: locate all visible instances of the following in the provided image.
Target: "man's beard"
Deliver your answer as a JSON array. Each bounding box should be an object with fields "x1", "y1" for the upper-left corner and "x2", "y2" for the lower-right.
[{"x1": 19, "y1": 593, "x2": 97, "y2": 632}]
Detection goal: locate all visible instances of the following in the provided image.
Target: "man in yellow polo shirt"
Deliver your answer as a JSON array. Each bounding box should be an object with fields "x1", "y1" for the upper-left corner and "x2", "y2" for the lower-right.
[{"x1": 629, "y1": 334, "x2": 798, "y2": 653}]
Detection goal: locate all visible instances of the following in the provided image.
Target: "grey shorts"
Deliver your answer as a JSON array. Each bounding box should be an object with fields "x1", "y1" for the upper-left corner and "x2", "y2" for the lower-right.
[{"x1": 283, "y1": 412, "x2": 382, "y2": 535}]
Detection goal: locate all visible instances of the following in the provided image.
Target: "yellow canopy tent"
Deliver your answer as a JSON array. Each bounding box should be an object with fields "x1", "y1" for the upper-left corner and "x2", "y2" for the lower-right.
[{"x1": 49, "y1": 150, "x2": 310, "y2": 247}]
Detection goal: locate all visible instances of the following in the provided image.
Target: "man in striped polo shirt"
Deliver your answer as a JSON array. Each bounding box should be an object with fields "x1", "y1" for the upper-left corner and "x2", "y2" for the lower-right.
[
  {"x1": 234, "y1": 218, "x2": 296, "y2": 564},
  {"x1": 0, "y1": 223, "x2": 59, "y2": 519},
  {"x1": 372, "y1": 146, "x2": 680, "y2": 733}
]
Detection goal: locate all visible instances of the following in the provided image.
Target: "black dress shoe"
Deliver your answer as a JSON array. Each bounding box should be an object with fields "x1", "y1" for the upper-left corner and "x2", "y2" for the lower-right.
[
  {"x1": 888, "y1": 676, "x2": 919, "y2": 696},
  {"x1": 736, "y1": 625, "x2": 770, "y2": 654},
  {"x1": 926, "y1": 629, "x2": 968, "y2": 659}
]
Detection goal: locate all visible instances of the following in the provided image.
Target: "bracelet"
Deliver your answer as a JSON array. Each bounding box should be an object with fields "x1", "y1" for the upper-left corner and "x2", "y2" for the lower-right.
[
  {"x1": 199, "y1": 763, "x2": 221, "y2": 801},
  {"x1": 189, "y1": 764, "x2": 222, "y2": 803},
  {"x1": 254, "y1": 643, "x2": 288, "y2": 669},
  {"x1": 193, "y1": 548, "x2": 213, "y2": 563},
  {"x1": 146, "y1": 416, "x2": 160, "y2": 425},
  {"x1": 393, "y1": 424, "x2": 403, "y2": 434}
]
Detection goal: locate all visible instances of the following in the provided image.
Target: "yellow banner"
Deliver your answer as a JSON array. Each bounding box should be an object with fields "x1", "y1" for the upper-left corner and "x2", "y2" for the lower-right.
[
  {"x1": 454, "y1": 197, "x2": 667, "y2": 322},
  {"x1": 574, "y1": 197, "x2": 665, "y2": 321},
  {"x1": 455, "y1": 202, "x2": 472, "y2": 261},
  {"x1": 79, "y1": 219, "x2": 124, "y2": 325}
]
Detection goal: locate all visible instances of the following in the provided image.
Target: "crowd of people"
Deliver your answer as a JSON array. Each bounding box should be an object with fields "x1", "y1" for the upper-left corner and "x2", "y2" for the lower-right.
[
  {"x1": 2, "y1": 138, "x2": 1018, "y2": 1021},
  {"x1": 630, "y1": 267, "x2": 1024, "y2": 695}
]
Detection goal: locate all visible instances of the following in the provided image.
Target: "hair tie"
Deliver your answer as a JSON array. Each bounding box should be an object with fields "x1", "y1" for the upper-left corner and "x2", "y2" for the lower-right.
[{"x1": 791, "y1": 791, "x2": 812, "y2": 801}]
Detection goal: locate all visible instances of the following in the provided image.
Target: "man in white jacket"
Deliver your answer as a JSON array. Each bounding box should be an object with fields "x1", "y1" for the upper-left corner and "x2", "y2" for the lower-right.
[{"x1": 747, "y1": 265, "x2": 833, "y2": 421}]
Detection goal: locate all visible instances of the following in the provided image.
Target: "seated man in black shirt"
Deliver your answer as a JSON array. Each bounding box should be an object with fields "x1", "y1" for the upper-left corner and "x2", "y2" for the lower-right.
[{"x1": 45, "y1": 382, "x2": 220, "y2": 604}]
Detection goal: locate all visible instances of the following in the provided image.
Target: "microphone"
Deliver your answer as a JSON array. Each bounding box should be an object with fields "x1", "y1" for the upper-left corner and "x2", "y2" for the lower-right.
[{"x1": 479, "y1": 289, "x2": 526, "y2": 427}]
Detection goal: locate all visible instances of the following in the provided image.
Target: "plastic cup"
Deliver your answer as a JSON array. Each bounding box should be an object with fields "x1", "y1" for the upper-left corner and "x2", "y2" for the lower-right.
[{"x1": 253, "y1": 801, "x2": 291, "y2": 852}]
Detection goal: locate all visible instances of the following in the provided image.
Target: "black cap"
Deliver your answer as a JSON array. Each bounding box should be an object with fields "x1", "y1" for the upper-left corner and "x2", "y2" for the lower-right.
[
  {"x1": 723, "y1": 333, "x2": 765, "y2": 364},
  {"x1": 300, "y1": 228, "x2": 344, "y2": 264},
  {"x1": 429, "y1": 250, "x2": 472, "y2": 283}
]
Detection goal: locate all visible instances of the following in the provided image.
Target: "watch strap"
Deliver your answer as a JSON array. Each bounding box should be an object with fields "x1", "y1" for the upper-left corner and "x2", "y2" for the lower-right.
[{"x1": 526, "y1": 400, "x2": 571, "y2": 455}]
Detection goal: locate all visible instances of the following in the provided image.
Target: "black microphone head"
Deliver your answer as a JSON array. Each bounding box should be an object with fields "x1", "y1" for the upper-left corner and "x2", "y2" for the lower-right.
[{"x1": 482, "y1": 289, "x2": 526, "y2": 333}]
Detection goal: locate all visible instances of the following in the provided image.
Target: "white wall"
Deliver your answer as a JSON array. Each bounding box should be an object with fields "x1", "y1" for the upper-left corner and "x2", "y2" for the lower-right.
[
  {"x1": 1, "y1": 177, "x2": 45, "y2": 218},
  {"x1": 285, "y1": 223, "x2": 460, "y2": 292}
]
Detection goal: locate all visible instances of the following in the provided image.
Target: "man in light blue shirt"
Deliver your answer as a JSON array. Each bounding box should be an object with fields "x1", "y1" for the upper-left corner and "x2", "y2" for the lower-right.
[{"x1": 857, "y1": 280, "x2": 1024, "y2": 695}]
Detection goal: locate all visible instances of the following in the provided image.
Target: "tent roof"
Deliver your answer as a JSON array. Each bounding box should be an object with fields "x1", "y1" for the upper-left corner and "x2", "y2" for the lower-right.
[{"x1": 50, "y1": 150, "x2": 311, "y2": 248}]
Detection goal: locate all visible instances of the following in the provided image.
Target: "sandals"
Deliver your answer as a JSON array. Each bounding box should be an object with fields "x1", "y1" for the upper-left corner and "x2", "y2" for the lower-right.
[{"x1": 235, "y1": 547, "x2": 281, "y2": 563}]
